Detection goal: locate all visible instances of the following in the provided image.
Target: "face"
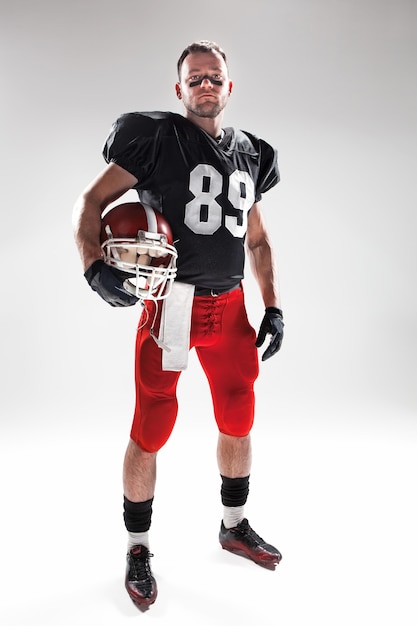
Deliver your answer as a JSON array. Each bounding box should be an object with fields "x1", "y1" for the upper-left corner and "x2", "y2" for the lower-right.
[{"x1": 176, "y1": 51, "x2": 232, "y2": 120}]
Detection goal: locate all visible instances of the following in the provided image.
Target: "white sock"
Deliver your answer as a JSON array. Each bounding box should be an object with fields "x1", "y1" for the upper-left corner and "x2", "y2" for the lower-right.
[
  {"x1": 223, "y1": 506, "x2": 245, "y2": 529},
  {"x1": 127, "y1": 531, "x2": 150, "y2": 551}
]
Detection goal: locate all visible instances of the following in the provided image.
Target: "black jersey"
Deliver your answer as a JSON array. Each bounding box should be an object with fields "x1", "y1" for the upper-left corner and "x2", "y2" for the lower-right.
[{"x1": 103, "y1": 112, "x2": 279, "y2": 289}]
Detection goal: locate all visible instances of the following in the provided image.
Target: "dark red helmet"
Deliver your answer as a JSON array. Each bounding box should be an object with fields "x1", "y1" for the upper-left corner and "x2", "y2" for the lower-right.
[{"x1": 100, "y1": 202, "x2": 177, "y2": 300}]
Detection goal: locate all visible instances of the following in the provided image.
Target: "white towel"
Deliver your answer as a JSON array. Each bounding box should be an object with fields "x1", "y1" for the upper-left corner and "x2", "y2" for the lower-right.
[{"x1": 159, "y1": 282, "x2": 195, "y2": 371}]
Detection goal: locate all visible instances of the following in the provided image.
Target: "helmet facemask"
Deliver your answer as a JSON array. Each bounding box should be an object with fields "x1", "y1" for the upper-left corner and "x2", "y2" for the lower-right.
[{"x1": 101, "y1": 226, "x2": 177, "y2": 300}]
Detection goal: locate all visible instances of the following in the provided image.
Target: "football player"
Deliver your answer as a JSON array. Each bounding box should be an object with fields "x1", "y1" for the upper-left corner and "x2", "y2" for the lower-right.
[{"x1": 73, "y1": 40, "x2": 284, "y2": 610}]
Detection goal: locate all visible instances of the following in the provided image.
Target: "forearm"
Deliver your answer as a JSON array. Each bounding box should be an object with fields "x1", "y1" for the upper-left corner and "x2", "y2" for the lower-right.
[
  {"x1": 72, "y1": 162, "x2": 139, "y2": 271},
  {"x1": 72, "y1": 193, "x2": 104, "y2": 272},
  {"x1": 247, "y1": 238, "x2": 281, "y2": 309}
]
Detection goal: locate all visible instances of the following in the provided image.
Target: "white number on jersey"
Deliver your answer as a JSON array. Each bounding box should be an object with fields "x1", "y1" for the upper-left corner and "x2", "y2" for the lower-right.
[{"x1": 185, "y1": 165, "x2": 255, "y2": 237}]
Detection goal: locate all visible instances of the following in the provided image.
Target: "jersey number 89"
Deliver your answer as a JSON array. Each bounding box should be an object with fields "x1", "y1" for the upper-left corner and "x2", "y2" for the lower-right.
[{"x1": 185, "y1": 164, "x2": 255, "y2": 237}]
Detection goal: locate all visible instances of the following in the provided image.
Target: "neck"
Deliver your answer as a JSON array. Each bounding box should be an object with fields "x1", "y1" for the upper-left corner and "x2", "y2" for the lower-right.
[{"x1": 184, "y1": 111, "x2": 224, "y2": 139}]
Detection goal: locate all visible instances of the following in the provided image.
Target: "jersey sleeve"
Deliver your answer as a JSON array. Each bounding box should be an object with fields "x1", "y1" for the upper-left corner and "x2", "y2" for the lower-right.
[
  {"x1": 255, "y1": 139, "x2": 280, "y2": 202},
  {"x1": 102, "y1": 113, "x2": 160, "y2": 186}
]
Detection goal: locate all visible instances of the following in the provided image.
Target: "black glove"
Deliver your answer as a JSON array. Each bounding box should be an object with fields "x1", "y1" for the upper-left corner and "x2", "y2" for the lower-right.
[
  {"x1": 255, "y1": 307, "x2": 284, "y2": 361},
  {"x1": 84, "y1": 260, "x2": 139, "y2": 307}
]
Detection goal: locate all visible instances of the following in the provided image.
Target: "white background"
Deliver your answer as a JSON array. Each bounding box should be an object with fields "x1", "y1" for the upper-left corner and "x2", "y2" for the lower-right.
[{"x1": 1, "y1": 0, "x2": 416, "y2": 624}]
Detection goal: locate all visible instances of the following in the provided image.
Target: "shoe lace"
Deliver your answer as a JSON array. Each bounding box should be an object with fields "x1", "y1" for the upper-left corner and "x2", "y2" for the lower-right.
[
  {"x1": 130, "y1": 549, "x2": 154, "y2": 584},
  {"x1": 235, "y1": 521, "x2": 265, "y2": 547}
]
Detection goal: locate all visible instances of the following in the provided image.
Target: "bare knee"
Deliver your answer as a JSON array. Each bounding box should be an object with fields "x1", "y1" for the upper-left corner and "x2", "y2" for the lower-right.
[
  {"x1": 217, "y1": 433, "x2": 252, "y2": 478},
  {"x1": 123, "y1": 438, "x2": 157, "y2": 501},
  {"x1": 126, "y1": 437, "x2": 157, "y2": 461}
]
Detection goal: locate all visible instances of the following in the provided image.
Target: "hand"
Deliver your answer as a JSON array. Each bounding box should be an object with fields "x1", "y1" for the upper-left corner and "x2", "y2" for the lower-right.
[
  {"x1": 255, "y1": 307, "x2": 284, "y2": 361},
  {"x1": 84, "y1": 260, "x2": 139, "y2": 307}
]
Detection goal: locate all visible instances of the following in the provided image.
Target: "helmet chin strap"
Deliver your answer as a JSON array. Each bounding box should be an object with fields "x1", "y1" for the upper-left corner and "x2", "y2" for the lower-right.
[
  {"x1": 142, "y1": 297, "x2": 171, "y2": 352},
  {"x1": 150, "y1": 328, "x2": 170, "y2": 351}
]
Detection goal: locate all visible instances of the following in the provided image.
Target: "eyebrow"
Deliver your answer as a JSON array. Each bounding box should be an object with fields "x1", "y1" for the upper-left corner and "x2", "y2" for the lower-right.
[{"x1": 187, "y1": 66, "x2": 223, "y2": 74}]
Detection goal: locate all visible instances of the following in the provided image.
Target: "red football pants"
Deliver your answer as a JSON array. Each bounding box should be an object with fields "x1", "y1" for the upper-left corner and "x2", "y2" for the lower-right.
[{"x1": 130, "y1": 287, "x2": 259, "y2": 452}]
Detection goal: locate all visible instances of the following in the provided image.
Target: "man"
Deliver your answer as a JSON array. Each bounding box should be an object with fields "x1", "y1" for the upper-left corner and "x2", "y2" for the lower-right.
[{"x1": 73, "y1": 40, "x2": 284, "y2": 610}]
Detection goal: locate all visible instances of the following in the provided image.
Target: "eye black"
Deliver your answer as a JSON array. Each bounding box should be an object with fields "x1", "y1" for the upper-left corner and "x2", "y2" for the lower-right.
[{"x1": 189, "y1": 75, "x2": 223, "y2": 88}]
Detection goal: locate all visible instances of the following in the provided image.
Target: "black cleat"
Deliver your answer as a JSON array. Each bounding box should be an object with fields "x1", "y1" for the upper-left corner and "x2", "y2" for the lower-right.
[
  {"x1": 219, "y1": 518, "x2": 282, "y2": 570},
  {"x1": 125, "y1": 545, "x2": 157, "y2": 609}
]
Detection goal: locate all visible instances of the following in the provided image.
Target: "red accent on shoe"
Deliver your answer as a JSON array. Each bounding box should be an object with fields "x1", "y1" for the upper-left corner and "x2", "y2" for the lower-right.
[
  {"x1": 125, "y1": 545, "x2": 158, "y2": 609},
  {"x1": 219, "y1": 518, "x2": 282, "y2": 570}
]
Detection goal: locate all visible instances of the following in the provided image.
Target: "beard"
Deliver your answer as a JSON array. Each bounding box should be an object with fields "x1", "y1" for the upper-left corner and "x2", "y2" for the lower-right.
[{"x1": 183, "y1": 96, "x2": 227, "y2": 119}]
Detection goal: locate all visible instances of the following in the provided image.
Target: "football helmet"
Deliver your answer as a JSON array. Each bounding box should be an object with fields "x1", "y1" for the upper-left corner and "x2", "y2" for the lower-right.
[{"x1": 100, "y1": 202, "x2": 177, "y2": 300}]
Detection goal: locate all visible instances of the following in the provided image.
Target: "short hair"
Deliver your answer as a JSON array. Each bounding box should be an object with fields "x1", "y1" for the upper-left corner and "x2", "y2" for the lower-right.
[{"x1": 177, "y1": 40, "x2": 228, "y2": 80}]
